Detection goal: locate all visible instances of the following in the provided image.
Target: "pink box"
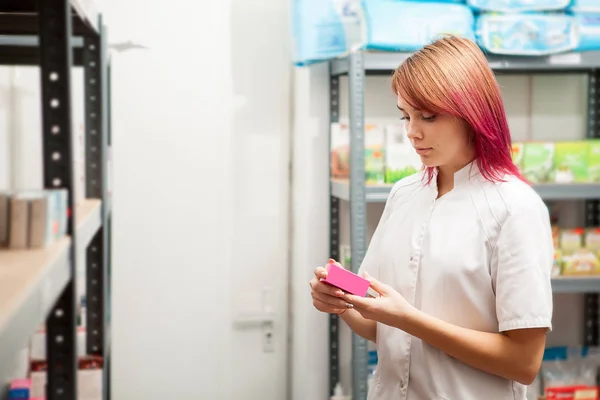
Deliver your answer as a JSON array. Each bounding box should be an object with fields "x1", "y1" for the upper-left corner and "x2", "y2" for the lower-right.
[{"x1": 321, "y1": 263, "x2": 370, "y2": 297}]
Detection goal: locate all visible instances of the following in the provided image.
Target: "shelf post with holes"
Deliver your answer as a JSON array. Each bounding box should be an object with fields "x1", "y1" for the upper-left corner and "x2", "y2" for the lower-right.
[
  {"x1": 329, "y1": 64, "x2": 341, "y2": 396},
  {"x1": 37, "y1": 0, "x2": 79, "y2": 398},
  {"x1": 585, "y1": 70, "x2": 600, "y2": 348},
  {"x1": 83, "y1": 15, "x2": 111, "y2": 400}
]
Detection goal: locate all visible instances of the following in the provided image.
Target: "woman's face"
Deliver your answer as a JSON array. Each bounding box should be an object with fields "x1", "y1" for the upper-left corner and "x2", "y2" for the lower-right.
[{"x1": 397, "y1": 96, "x2": 474, "y2": 170}]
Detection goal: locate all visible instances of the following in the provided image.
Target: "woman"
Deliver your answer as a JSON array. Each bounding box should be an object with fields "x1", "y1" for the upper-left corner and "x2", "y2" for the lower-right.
[{"x1": 310, "y1": 35, "x2": 553, "y2": 400}]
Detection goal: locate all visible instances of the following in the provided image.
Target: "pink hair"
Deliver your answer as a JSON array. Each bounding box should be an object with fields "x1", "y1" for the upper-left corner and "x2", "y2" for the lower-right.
[{"x1": 391, "y1": 35, "x2": 525, "y2": 184}]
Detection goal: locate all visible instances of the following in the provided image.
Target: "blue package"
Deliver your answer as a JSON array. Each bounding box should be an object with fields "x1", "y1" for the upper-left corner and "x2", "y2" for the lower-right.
[
  {"x1": 569, "y1": 0, "x2": 600, "y2": 12},
  {"x1": 362, "y1": 0, "x2": 475, "y2": 52},
  {"x1": 475, "y1": 13, "x2": 579, "y2": 55},
  {"x1": 292, "y1": 0, "x2": 356, "y2": 66},
  {"x1": 575, "y1": 13, "x2": 600, "y2": 51},
  {"x1": 468, "y1": 0, "x2": 570, "y2": 12}
]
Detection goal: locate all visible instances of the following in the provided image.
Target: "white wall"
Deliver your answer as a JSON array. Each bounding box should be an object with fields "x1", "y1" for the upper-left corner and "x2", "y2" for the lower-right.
[{"x1": 99, "y1": 0, "x2": 292, "y2": 398}]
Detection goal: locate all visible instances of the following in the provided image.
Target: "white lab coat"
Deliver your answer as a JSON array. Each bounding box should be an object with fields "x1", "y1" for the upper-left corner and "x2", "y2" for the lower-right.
[{"x1": 360, "y1": 162, "x2": 553, "y2": 400}]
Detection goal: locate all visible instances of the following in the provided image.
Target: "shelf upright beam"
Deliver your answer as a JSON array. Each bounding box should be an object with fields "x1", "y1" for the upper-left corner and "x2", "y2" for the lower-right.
[
  {"x1": 348, "y1": 50, "x2": 369, "y2": 400},
  {"x1": 328, "y1": 65, "x2": 341, "y2": 396},
  {"x1": 584, "y1": 70, "x2": 600, "y2": 347},
  {"x1": 37, "y1": 0, "x2": 78, "y2": 398},
  {"x1": 83, "y1": 16, "x2": 110, "y2": 400}
]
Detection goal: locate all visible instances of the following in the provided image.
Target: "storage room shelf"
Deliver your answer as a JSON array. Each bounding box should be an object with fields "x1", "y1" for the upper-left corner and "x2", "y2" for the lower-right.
[
  {"x1": 331, "y1": 179, "x2": 600, "y2": 202},
  {"x1": 331, "y1": 50, "x2": 600, "y2": 76},
  {"x1": 0, "y1": 0, "x2": 99, "y2": 35},
  {"x1": 0, "y1": 199, "x2": 101, "y2": 383},
  {"x1": 552, "y1": 277, "x2": 600, "y2": 293}
]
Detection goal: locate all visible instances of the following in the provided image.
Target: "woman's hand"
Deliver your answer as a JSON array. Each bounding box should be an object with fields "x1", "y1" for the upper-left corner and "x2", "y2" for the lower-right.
[
  {"x1": 310, "y1": 260, "x2": 354, "y2": 315},
  {"x1": 342, "y1": 272, "x2": 416, "y2": 327}
]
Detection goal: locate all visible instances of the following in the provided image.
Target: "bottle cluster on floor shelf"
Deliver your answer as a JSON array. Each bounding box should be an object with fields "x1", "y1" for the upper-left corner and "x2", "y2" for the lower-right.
[
  {"x1": 0, "y1": 190, "x2": 68, "y2": 250},
  {"x1": 513, "y1": 140, "x2": 600, "y2": 184},
  {"x1": 293, "y1": 0, "x2": 600, "y2": 66}
]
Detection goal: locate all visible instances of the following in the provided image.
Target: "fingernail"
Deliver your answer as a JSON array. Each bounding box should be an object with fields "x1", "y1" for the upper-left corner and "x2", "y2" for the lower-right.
[
  {"x1": 337, "y1": 290, "x2": 344, "y2": 296},
  {"x1": 328, "y1": 258, "x2": 335, "y2": 264}
]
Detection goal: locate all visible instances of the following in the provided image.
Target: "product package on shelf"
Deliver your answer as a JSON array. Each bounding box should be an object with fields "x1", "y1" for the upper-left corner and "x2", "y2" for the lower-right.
[
  {"x1": 475, "y1": 13, "x2": 579, "y2": 56},
  {"x1": 570, "y1": 0, "x2": 600, "y2": 12},
  {"x1": 330, "y1": 121, "x2": 386, "y2": 184},
  {"x1": 1, "y1": 189, "x2": 68, "y2": 250},
  {"x1": 551, "y1": 226, "x2": 600, "y2": 277},
  {"x1": 540, "y1": 346, "x2": 600, "y2": 400},
  {"x1": 574, "y1": 13, "x2": 600, "y2": 52},
  {"x1": 468, "y1": 0, "x2": 569, "y2": 13},
  {"x1": 292, "y1": 0, "x2": 361, "y2": 66},
  {"x1": 384, "y1": 122, "x2": 422, "y2": 183},
  {"x1": 330, "y1": 120, "x2": 422, "y2": 185},
  {"x1": 515, "y1": 140, "x2": 600, "y2": 184},
  {"x1": 361, "y1": 0, "x2": 475, "y2": 52}
]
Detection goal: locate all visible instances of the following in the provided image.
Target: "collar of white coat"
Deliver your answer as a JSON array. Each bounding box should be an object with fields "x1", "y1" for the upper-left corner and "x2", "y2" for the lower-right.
[{"x1": 430, "y1": 160, "x2": 481, "y2": 188}]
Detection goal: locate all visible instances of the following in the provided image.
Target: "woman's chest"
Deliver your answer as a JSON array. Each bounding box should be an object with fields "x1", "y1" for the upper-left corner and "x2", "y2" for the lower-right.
[{"x1": 376, "y1": 193, "x2": 502, "y2": 296}]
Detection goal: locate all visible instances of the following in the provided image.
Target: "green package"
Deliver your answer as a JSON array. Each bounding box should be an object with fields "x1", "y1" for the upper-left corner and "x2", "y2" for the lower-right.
[
  {"x1": 522, "y1": 142, "x2": 554, "y2": 183},
  {"x1": 552, "y1": 141, "x2": 589, "y2": 183},
  {"x1": 588, "y1": 140, "x2": 600, "y2": 182}
]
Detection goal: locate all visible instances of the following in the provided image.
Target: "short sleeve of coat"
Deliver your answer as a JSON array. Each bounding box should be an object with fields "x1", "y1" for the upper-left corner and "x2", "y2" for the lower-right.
[{"x1": 491, "y1": 198, "x2": 554, "y2": 332}]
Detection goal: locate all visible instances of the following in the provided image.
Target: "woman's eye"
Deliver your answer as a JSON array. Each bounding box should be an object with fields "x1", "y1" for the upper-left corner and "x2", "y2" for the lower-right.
[
  {"x1": 400, "y1": 116, "x2": 409, "y2": 121},
  {"x1": 422, "y1": 115, "x2": 436, "y2": 121}
]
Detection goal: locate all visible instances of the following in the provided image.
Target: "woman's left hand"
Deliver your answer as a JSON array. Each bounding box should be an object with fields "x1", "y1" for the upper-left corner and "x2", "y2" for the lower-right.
[{"x1": 340, "y1": 272, "x2": 415, "y2": 328}]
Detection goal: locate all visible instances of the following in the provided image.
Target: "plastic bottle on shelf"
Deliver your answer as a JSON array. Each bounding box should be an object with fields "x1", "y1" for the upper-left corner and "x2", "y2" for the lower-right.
[{"x1": 331, "y1": 382, "x2": 352, "y2": 400}]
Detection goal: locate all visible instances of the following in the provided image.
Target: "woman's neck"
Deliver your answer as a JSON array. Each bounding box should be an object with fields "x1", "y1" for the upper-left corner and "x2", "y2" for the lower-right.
[{"x1": 436, "y1": 158, "x2": 475, "y2": 197}]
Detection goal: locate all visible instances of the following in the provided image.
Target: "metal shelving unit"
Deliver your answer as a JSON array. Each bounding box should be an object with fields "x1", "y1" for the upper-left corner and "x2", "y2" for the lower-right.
[
  {"x1": 328, "y1": 49, "x2": 600, "y2": 400},
  {"x1": 0, "y1": 1, "x2": 111, "y2": 399}
]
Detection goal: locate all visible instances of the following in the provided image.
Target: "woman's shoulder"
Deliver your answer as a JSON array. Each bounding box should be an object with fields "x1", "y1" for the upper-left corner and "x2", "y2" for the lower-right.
[
  {"x1": 388, "y1": 171, "x2": 426, "y2": 199},
  {"x1": 490, "y1": 175, "x2": 549, "y2": 218}
]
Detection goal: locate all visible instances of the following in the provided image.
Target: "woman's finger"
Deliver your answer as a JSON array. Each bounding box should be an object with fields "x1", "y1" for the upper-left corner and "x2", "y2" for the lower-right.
[
  {"x1": 313, "y1": 290, "x2": 353, "y2": 310},
  {"x1": 313, "y1": 298, "x2": 347, "y2": 315},
  {"x1": 314, "y1": 281, "x2": 345, "y2": 298}
]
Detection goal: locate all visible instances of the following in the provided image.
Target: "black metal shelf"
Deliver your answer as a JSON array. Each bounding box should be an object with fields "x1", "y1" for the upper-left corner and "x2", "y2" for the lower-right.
[{"x1": 0, "y1": 1, "x2": 111, "y2": 399}]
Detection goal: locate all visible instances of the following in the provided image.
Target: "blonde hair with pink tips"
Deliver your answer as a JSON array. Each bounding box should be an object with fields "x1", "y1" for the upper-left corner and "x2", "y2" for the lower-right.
[{"x1": 391, "y1": 35, "x2": 523, "y2": 184}]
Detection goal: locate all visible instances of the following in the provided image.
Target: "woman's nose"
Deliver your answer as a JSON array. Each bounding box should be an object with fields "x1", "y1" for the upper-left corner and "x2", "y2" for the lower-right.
[{"x1": 406, "y1": 123, "x2": 421, "y2": 140}]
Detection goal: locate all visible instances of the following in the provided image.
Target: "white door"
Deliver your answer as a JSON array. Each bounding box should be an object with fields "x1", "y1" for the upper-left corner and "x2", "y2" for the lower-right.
[{"x1": 105, "y1": 0, "x2": 291, "y2": 398}]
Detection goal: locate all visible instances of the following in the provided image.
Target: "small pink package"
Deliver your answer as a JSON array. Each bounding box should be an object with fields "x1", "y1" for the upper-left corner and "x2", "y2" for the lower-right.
[{"x1": 321, "y1": 263, "x2": 370, "y2": 297}]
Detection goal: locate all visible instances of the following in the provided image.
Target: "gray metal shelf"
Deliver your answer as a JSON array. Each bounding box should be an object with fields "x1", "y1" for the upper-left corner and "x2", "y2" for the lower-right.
[
  {"x1": 331, "y1": 49, "x2": 600, "y2": 76},
  {"x1": 328, "y1": 49, "x2": 600, "y2": 400},
  {"x1": 332, "y1": 179, "x2": 600, "y2": 203},
  {"x1": 552, "y1": 277, "x2": 600, "y2": 293}
]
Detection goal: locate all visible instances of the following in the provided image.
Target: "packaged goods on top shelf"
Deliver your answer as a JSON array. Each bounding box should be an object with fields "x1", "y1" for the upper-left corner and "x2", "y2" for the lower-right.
[
  {"x1": 475, "y1": 13, "x2": 580, "y2": 56},
  {"x1": 292, "y1": 0, "x2": 600, "y2": 67},
  {"x1": 361, "y1": 0, "x2": 475, "y2": 52},
  {"x1": 468, "y1": 0, "x2": 570, "y2": 13},
  {"x1": 0, "y1": 190, "x2": 68, "y2": 250},
  {"x1": 570, "y1": 0, "x2": 600, "y2": 13}
]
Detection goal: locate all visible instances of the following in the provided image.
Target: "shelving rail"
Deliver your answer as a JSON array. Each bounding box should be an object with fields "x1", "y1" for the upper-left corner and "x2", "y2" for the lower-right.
[
  {"x1": 0, "y1": 1, "x2": 111, "y2": 400},
  {"x1": 328, "y1": 49, "x2": 600, "y2": 399}
]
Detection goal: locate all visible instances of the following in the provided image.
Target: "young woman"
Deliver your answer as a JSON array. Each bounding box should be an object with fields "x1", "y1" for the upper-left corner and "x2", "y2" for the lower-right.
[{"x1": 310, "y1": 35, "x2": 553, "y2": 400}]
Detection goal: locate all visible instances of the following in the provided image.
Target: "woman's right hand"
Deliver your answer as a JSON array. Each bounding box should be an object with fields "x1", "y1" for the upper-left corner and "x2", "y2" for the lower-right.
[{"x1": 309, "y1": 260, "x2": 353, "y2": 315}]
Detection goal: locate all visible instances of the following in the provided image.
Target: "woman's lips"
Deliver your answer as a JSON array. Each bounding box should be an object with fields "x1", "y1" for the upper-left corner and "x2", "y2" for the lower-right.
[{"x1": 415, "y1": 147, "x2": 432, "y2": 156}]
